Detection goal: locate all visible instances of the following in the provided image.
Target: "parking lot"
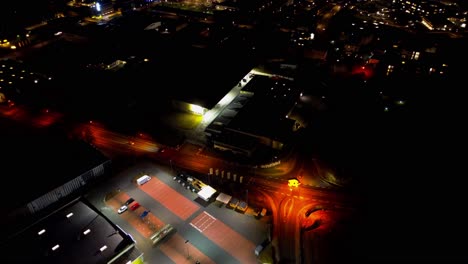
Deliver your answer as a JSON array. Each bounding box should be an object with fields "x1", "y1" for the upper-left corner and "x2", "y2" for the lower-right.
[{"x1": 87, "y1": 161, "x2": 268, "y2": 264}]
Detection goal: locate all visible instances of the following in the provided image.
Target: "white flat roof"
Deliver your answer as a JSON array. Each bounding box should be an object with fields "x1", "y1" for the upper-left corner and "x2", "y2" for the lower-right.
[
  {"x1": 197, "y1": 185, "x2": 217, "y2": 200},
  {"x1": 216, "y1": 192, "x2": 232, "y2": 204}
]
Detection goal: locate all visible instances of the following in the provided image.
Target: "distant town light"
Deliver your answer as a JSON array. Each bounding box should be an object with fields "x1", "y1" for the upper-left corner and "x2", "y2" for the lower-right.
[
  {"x1": 10, "y1": 45, "x2": 17, "y2": 50},
  {"x1": 96, "y1": 2, "x2": 101, "y2": 12},
  {"x1": 461, "y1": 23, "x2": 466, "y2": 28},
  {"x1": 310, "y1": 33, "x2": 315, "y2": 40}
]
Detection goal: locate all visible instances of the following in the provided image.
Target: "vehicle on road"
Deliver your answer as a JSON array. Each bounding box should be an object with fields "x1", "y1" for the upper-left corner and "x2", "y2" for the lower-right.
[
  {"x1": 255, "y1": 239, "x2": 270, "y2": 256},
  {"x1": 118, "y1": 205, "x2": 128, "y2": 214}
]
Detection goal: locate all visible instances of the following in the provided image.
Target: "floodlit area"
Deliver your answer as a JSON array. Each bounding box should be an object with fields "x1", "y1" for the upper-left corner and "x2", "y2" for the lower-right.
[
  {"x1": 87, "y1": 161, "x2": 269, "y2": 264},
  {"x1": 201, "y1": 70, "x2": 256, "y2": 125}
]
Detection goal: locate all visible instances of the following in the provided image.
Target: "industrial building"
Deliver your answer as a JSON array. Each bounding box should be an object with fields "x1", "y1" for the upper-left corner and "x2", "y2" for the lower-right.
[
  {"x1": 2, "y1": 198, "x2": 142, "y2": 264},
  {"x1": 205, "y1": 74, "x2": 300, "y2": 158},
  {"x1": 1, "y1": 118, "x2": 111, "y2": 233}
]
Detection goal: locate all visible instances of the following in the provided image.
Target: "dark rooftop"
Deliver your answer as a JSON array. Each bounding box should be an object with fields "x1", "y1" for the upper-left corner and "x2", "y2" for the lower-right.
[
  {"x1": 226, "y1": 75, "x2": 299, "y2": 142},
  {"x1": 2, "y1": 199, "x2": 135, "y2": 264}
]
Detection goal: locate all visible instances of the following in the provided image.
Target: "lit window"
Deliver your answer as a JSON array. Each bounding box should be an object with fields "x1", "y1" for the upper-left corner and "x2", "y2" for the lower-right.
[{"x1": 411, "y1": 51, "x2": 420, "y2": 60}]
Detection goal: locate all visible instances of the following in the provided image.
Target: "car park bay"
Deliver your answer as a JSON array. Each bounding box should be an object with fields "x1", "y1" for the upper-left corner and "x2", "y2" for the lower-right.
[{"x1": 97, "y1": 162, "x2": 268, "y2": 264}]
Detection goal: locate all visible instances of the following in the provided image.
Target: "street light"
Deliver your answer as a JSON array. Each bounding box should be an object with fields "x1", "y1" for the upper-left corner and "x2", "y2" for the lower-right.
[
  {"x1": 184, "y1": 239, "x2": 190, "y2": 259},
  {"x1": 245, "y1": 189, "x2": 248, "y2": 205}
]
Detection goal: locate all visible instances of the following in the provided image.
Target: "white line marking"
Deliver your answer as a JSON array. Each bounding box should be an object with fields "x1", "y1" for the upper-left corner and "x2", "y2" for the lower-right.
[
  {"x1": 198, "y1": 217, "x2": 212, "y2": 229},
  {"x1": 204, "y1": 211, "x2": 216, "y2": 220},
  {"x1": 190, "y1": 223, "x2": 203, "y2": 233},
  {"x1": 201, "y1": 219, "x2": 215, "y2": 232}
]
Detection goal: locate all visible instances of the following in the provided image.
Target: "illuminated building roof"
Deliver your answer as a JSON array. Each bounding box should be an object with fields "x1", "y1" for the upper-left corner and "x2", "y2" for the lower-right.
[{"x1": 1, "y1": 198, "x2": 138, "y2": 264}]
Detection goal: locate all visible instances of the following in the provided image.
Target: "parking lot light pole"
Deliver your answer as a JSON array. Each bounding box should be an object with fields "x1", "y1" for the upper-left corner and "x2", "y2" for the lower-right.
[
  {"x1": 245, "y1": 189, "x2": 248, "y2": 205},
  {"x1": 185, "y1": 240, "x2": 190, "y2": 259}
]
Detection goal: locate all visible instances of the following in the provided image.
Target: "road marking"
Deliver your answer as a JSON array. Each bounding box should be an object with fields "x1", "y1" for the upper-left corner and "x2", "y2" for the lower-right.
[
  {"x1": 204, "y1": 212, "x2": 216, "y2": 220},
  {"x1": 190, "y1": 223, "x2": 203, "y2": 233},
  {"x1": 199, "y1": 217, "x2": 212, "y2": 228},
  {"x1": 190, "y1": 212, "x2": 217, "y2": 233},
  {"x1": 200, "y1": 219, "x2": 215, "y2": 232}
]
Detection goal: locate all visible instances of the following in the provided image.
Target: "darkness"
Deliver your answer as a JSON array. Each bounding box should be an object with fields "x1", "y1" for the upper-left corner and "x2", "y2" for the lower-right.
[
  {"x1": 295, "y1": 46, "x2": 468, "y2": 262},
  {"x1": 360, "y1": 73, "x2": 467, "y2": 262}
]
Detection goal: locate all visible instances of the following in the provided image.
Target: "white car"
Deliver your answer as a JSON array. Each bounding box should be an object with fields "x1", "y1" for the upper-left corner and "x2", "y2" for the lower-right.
[{"x1": 118, "y1": 205, "x2": 128, "y2": 214}]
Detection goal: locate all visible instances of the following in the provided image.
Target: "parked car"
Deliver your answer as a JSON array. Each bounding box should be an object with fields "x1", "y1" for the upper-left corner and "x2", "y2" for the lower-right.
[
  {"x1": 125, "y1": 198, "x2": 135, "y2": 206},
  {"x1": 137, "y1": 175, "x2": 151, "y2": 185},
  {"x1": 118, "y1": 205, "x2": 128, "y2": 214},
  {"x1": 130, "y1": 202, "x2": 140, "y2": 211}
]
